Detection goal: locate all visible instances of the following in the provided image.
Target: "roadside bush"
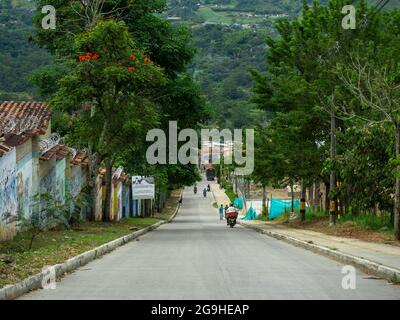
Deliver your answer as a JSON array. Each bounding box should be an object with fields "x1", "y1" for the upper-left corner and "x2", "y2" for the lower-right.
[{"x1": 17, "y1": 193, "x2": 86, "y2": 250}]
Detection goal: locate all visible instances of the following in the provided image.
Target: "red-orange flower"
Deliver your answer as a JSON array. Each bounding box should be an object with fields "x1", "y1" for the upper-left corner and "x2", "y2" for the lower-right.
[
  {"x1": 144, "y1": 57, "x2": 151, "y2": 63},
  {"x1": 79, "y1": 56, "x2": 86, "y2": 61},
  {"x1": 129, "y1": 54, "x2": 136, "y2": 61},
  {"x1": 92, "y1": 53, "x2": 99, "y2": 60},
  {"x1": 128, "y1": 66, "x2": 136, "y2": 71}
]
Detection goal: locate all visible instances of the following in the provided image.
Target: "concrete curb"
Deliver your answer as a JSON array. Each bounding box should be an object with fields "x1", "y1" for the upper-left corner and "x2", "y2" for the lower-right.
[
  {"x1": 0, "y1": 191, "x2": 182, "y2": 300},
  {"x1": 238, "y1": 221, "x2": 400, "y2": 284}
]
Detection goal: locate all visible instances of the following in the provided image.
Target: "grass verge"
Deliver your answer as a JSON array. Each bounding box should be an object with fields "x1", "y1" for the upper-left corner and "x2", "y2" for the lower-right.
[
  {"x1": 221, "y1": 181, "x2": 236, "y2": 203},
  {"x1": 268, "y1": 208, "x2": 399, "y2": 246},
  {"x1": 0, "y1": 189, "x2": 181, "y2": 289}
]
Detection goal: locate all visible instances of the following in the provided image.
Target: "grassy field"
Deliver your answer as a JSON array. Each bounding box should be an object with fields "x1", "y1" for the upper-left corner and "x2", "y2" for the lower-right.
[
  {"x1": 0, "y1": 189, "x2": 181, "y2": 289},
  {"x1": 197, "y1": 6, "x2": 271, "y2": 25},
  {"x1": 11, "y1": 0, "x2": 35, "y2": 9},
  {"x1": 198, "y1": 7, "x2": 233, "y2": 24}
]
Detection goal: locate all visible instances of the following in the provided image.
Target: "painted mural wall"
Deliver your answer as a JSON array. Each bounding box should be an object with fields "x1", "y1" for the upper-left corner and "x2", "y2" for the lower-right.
[
  {"x1": 70, "y1": 165, "x2": 83, "y2": 199},
  {"x1": 94, "y1": 175, "x2": 103, "y2": 221},
  {"x1": 39, "y1": 160, "x2": 56, "y2": 197},
  {"x1": 55, "y1": 159, "x2": 66, "y2": 203},
  {"x1": 111, "y1": 183, "x2": 116, "y2": 221},
  {"x1": 117, "y1": 182, "x2": 122, "y2": 221},
  {"x1": 16, "y1": 155, "x2": 33, "y2": 218},
  {"x1": 122, "y1": 184, "x2": 130, "y2": 218},
  {"x1": 0, "y1": 148, "x2": 18, "y2": 240}
]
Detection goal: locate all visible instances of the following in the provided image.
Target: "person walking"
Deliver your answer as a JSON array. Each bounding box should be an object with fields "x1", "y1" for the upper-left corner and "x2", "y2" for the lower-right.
[{"x1": 219, "y1": 204, "x2": 224, "y2": 221}]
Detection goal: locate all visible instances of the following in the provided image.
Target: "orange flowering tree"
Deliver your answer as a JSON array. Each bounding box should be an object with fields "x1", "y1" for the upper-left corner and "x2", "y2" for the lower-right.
[{"x1": 51, "y1": 19, "x2": 165, "y2": 221}]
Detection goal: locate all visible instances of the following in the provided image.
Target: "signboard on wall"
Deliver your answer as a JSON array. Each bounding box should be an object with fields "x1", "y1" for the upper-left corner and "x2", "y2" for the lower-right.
[{"x1": 132, "y1": 176, "x2": 155, "y2": 200}]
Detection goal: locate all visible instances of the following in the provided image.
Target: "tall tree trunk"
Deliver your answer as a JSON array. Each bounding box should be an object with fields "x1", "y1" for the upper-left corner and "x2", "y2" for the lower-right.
[
  {"x1": 315, "y1": 183, "x2": 320, "y2": 211},
  {"x1": 330, "y1": 95, "x2": 337, "y2": 226},
  {"x1": 394, "y1": 121, "x2": 400, "y2": 240},
  {"x1": 103, "y1": 157, "x2": 114, "y2": 222},
  {"x1": 262, "y1": 184, "x2": 267, "y2": 216},
  {"x1": 86, "y1": 144, "x2": 99, "y2": 221},
  {"x1": 301, "y1": 179, "x2": 307, "y2": 200},
  {"x1": 325, "y1": 182, "x2": 330, "y2": 213},
  {"x1": 89, "y1": 181, "x2": 97, "y2": 221}
]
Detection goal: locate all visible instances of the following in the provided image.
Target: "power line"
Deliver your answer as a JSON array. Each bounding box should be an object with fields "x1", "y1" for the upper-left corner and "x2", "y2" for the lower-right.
[{"x1": 373, "y1": 0, "x2": 391, "y2": 13}]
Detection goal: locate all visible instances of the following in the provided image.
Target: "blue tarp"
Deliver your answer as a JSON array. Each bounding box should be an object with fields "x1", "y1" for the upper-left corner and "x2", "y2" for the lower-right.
[
  {"x1": 234, "y1": 197, "x2": 243, "y2": 209},
  {"x1": 269, "y1": 198, "x2": 300, "y2": 220},
  {"x1": 241, "y1": 205, "x2": 257, "y2": 221}
]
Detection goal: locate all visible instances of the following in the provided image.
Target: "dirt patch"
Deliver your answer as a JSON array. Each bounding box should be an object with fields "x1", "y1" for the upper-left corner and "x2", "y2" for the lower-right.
[
  {"x1": 276, "y1": 217, "x2": 400, "y2": 247},
  {"x1": 153, "y1": 189, "x2": 182, "y2": 220}
]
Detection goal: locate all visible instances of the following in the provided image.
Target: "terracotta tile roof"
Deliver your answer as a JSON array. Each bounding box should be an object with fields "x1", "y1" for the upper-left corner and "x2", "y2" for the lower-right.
[
  {"x1": 70, "y1": 149, "x2": 88, "y2": 166},
  {"x1": 39, "y1": 144, "x2": 71, "y2": 161},
  {"x1": 98, "y1": 167, "x2": 128, "y2": 182},
  {"x1": 0, "y1": 101, "x2": 52, "y2": 157},
  {"x1": 0, "y1": 142, "x2": 11, "y2": 157},
  {"x1": 0, "y1": 101, "x2": 51, "y2": 135}
]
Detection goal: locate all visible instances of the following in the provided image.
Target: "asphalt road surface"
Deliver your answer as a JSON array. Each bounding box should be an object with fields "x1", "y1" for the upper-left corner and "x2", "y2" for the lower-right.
[{"x1": 21, "y1": 181, "x2": 400, "y2": 300}]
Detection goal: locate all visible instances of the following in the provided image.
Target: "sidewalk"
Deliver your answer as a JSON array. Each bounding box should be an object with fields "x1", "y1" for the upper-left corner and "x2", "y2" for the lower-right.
[
  {"x1": 242, "y1": 220, "x2": 400, "y2": 271},
  {"x1": 210, "y1": 182, "x2": 231, "y2": 207},
  {"x1": 211, "y1": 183, "x2": 400, "y2": 282}
]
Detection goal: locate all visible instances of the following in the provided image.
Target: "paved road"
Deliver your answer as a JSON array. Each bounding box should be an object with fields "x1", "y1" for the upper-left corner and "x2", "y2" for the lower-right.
[{"x1": 22, "y1": 181, "x2": 400, "y2": 300}]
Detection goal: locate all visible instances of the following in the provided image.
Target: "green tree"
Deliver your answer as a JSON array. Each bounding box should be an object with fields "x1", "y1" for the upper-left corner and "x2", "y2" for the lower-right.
[{"x1": 50, "y1": 19, "x2": 165, "y2": 221}]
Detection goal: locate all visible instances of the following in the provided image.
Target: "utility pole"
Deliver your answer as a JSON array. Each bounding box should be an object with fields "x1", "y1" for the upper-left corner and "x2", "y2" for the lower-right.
[{"x1": 329, "y1": 94, "x2": 337, "y2": 226}]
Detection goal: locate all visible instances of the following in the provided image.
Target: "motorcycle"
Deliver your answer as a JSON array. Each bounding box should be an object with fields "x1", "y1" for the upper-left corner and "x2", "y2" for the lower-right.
[
  {"x1": 225, "y1": 209, "x2": 238, "y2": 228},
  {"x1": 203, "y1": 190, "x2": 207, "y2": 197},
  {"x1": 194, "y1": 186, "x2": 197, "y2": 194}
]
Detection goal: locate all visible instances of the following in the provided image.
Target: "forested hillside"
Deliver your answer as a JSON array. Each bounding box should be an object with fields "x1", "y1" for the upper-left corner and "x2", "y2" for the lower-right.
[
  {"x1": 165, "y1": 0, "x2": 399, "y2": 128},
  {"x1": 165, "y1": 0, "x2": 301, "y2": 128},
  {"x1": 1, "y1": 0, "x2": 398, "y2": 119},
  {"x1": 0, "y1": 0, "x2": 52, "y2": 100}
]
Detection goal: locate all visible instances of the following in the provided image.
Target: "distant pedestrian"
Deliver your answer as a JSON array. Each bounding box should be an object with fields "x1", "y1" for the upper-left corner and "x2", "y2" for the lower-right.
[
  {"x1": 219, "y1": 204, "x2": 224, "y2": 220},
  {"x1": 178, "y1": 196, "x2": 183, "y2": 205}
]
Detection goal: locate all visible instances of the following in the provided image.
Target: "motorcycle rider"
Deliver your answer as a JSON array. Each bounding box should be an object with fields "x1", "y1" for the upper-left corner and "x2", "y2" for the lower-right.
[
  {"x1": 226, "y1": 204, "x2": 236, "y2": 226},
  {"x1": 194, "y1": 185, "x2": 198, "y2": 194},
  {"x1": 203, "y1": 188, "x2": 207, "y2": 197}
]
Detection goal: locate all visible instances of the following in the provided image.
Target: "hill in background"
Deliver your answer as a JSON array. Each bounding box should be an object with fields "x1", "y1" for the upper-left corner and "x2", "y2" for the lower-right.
[{"x1": 0, "y1": 0, "x2": 52, "y2": 101}]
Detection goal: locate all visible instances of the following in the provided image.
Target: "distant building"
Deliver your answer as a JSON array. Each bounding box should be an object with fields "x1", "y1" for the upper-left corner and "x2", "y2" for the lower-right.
[{"x1": 166, "y1": 16, "x2": 182, "y2": 21}]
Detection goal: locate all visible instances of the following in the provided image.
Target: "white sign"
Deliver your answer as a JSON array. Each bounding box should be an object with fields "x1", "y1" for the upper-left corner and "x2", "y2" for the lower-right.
[{"x1": 132, "y1": 176, "x2": 155, "y2": 200}]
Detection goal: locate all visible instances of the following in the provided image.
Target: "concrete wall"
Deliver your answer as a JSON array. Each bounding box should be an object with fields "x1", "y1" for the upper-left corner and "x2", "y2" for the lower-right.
[
  {"x1": 55, "y1": 159, "x2": 66, "y2": 203},
  {"x1": 39, "y1": 158, "x2": 56, "y2": 197},
  {"x1": 16, "y1": 140, "x2": 34, "y2": 218},
  {"x1": 0, "y1": 148, "x2": 18, "y2": 240},
  {"x1": 94, "y1": 175, "x2": 103, "y2": 221},
  {"x1": 117, "y1": 182, "x2": 122, "y2": 221},
  {"x1": 122, "y1": 183, "x2": 130, "y2": 218}
]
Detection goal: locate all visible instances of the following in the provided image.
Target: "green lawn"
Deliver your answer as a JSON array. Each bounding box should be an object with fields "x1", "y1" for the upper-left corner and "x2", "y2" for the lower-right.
[{"x1": 0, "y1": 218, "x2": 161, "y2": 288}]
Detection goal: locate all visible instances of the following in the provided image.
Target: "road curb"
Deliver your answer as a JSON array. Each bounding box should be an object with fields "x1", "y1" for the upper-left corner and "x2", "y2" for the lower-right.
[
  {"x1": 238, "y1": 221, "x2": 400, "y2": 284},
  {"x1": 0, "y1": 191, "x2": 182, "y2": 300}
]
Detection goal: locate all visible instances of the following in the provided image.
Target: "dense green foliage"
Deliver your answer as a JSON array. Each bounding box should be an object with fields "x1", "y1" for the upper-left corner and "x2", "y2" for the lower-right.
[
  {"x1": 26, "y1": 0, "x2": 210, "y2": 219},
  {"x1": 164, "y1": 0, "x2": 306, "y2": 129},
  {"x1": 0, "y1": 0, "x2": 52, "y2": 100},
  {"x1": 251, "y1": 0, "x2": 400, "y2": 237}
]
